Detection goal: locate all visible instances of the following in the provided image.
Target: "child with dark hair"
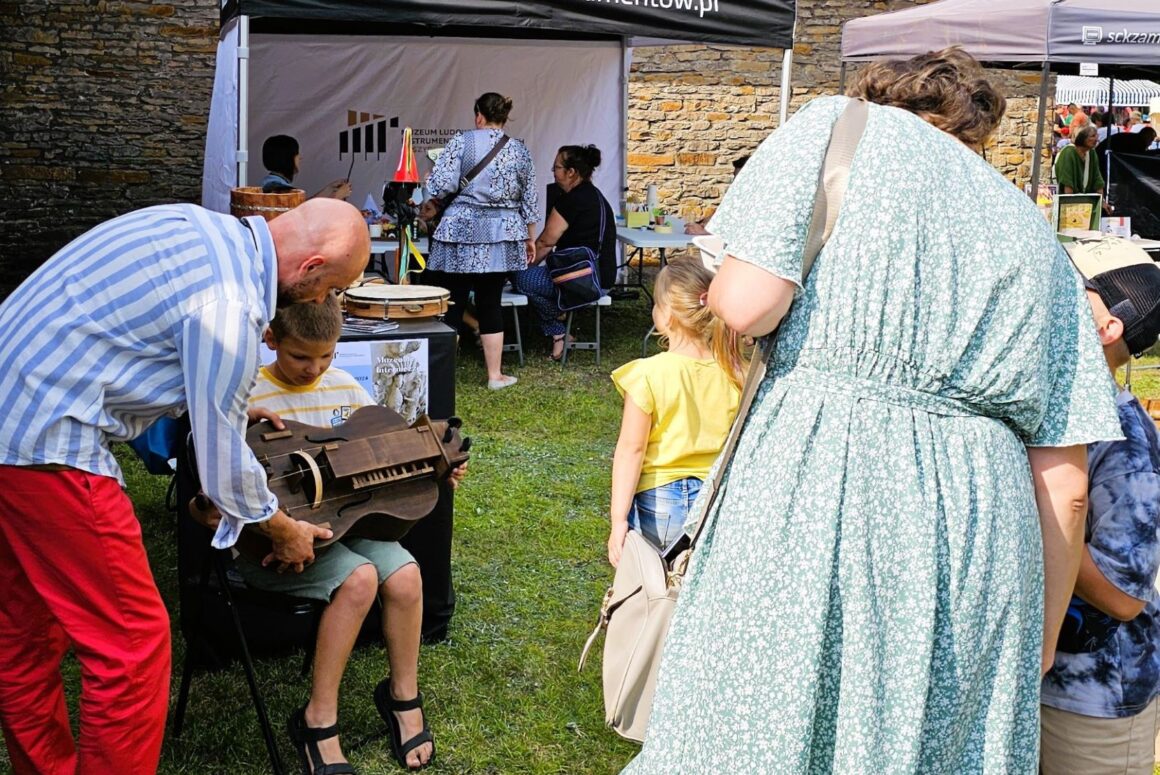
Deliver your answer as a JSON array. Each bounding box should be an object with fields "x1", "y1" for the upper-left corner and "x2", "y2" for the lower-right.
[
  {"x1": 260, "y1": 134, "x2": 352, "y2": 200},
  {"x1": 1041, "y1": 243, "x2": 1160, "y2": 775}
]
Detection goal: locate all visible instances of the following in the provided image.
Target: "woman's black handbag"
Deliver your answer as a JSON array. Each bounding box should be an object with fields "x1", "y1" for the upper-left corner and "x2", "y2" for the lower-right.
[{"x1": 546, "y1": 197, "x2": 606, "y2": 311}]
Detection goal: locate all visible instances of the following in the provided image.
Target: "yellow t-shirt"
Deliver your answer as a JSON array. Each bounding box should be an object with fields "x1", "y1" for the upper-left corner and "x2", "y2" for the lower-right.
[{"x1": 611, "y1": 351, "x2": 740, "y2": 493}]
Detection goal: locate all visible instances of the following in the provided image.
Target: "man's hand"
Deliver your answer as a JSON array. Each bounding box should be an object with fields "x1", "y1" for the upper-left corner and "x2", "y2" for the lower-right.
[
  {"x1": 525, "y1": 239, "x2": 537, "y2": 266},
  {"x1": 260, "y1": 511, "x2": 332, "y2": 574},
  {"x1": 188, "y1": 494, "x2": 222, "y2": 530},
  {"x1": 247, "y1": 406, "x2": 284, "y2": 429}
]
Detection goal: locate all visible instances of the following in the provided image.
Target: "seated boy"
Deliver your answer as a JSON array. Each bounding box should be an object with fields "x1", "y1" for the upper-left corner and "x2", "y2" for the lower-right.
[
  {"x1": 195, "y1": 295, "x2": 458, "y2": 772},
  {"x1": 1040, "y1": 246, "x2": 1160, "y2": 775}
]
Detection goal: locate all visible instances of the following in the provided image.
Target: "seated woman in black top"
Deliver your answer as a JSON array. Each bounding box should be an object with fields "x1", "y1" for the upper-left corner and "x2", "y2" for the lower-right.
[{"x1": 514, "y1": 145, "x2": 616, "y2": 360}]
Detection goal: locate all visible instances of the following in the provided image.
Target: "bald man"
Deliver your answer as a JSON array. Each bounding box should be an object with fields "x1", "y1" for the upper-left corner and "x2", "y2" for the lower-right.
[{"x1": 0, "y1": 200, "x2": 367, "y2": 775}]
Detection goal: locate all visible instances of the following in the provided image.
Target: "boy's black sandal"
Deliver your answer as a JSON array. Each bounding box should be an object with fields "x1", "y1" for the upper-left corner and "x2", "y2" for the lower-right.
[
  {"x1": 373, "y1": 678, "x2": 435, "y2": 770},
  {"x1": 287, "y1": 706, "x2": 357, "y2": 775}
]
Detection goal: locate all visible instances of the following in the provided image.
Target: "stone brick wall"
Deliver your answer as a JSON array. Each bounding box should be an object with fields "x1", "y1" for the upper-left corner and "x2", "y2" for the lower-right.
[
  {"x1": 628, "y1": 0, "x2": 1054, "y2": 222},
  {"x1": 0, "y1": 0, "x2": 219, "y2": 294},
  {"x1": 0, "y1": 0, "x2": 1053, "y2": 296}
]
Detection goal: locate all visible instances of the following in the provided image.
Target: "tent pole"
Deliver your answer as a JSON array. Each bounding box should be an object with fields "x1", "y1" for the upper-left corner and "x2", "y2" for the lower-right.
[
  {"x1": 778, "y1": 48, "x2": 793, "y2": 125},
  {"x1": 1028, "y1": 61, "x2": 1050, "y2": 201},
  {"x1": 621, "y1": 38, "x2": 629, "y2": 202},
  {"x1": 236, "y1": 15, "x2": 250, "y2": 188},
  {"x1": 839, "y1": 61, "x2": 847, "y2": 94},
  {"x1": 1106, "y1": 76, "x2": 1115, "y2": 202}
]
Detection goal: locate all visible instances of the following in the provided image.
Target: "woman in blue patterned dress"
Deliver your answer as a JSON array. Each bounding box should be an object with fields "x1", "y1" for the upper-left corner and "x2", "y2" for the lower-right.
[
  {"x1": 621, "y1": 49, "x2": 1123, "y2": 773},
  {"x1": 425, "y1": 93, "x2": 538, "y2": 390}
]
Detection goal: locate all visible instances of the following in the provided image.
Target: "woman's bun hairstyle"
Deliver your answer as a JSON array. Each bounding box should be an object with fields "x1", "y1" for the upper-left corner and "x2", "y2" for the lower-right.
[
  {"x1": 848, "y1": 47, "x2": 1006, "y2": 149},
  {"x1": 474, "y1": 92, "x2": 513, "y2": 125},
  {"x1": 557, "y1": 144, "x2": 602, "y2": 180}
]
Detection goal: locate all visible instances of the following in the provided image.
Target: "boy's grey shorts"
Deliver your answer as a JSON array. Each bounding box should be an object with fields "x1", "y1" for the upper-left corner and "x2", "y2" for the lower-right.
[{"x1": 236, "y1": 536, "x2": 416, "y2": 602}]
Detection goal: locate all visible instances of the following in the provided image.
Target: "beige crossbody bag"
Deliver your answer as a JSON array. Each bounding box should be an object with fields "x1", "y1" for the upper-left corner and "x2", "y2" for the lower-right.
[{"x1": 578, "y1": 98, "x2": 869, "y2": 743}]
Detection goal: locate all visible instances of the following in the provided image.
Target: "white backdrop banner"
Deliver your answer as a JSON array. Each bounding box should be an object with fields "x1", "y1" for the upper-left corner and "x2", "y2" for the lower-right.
[
  {"x1": 202, "y1": 20, "x2": 239, "y2": 214},
  {"x1": 230, "y1": 35, "x2": 623, "y2": 220}
]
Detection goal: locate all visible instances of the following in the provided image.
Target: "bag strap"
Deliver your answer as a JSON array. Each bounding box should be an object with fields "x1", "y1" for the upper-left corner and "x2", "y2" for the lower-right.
[
  {"x1": 687, "y1": 97, "x2": 869, "y2": 553},
  {"x1": 459, "y1": 134, "x2": 510, "y2": 190},
  {"x1": 597, "y1": 191, "x2": 607, "y2": 246}
]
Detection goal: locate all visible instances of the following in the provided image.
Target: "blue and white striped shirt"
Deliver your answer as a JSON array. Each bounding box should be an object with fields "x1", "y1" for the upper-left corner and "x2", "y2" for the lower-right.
[{"x1": 0, "y1": 204, "x2": 279, "y2": 548}]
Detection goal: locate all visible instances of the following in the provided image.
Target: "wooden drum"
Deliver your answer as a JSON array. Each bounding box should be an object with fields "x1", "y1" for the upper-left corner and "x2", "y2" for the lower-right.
[
  {"x1": 230, "y1": 186, "x2": 305, "y2": 221},
  {"x1": 344, "y1": 283, "x2": 450, "y2": 320}
]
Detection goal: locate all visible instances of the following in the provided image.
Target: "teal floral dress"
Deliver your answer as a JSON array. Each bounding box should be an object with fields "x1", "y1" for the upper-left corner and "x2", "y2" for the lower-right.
[{"x1": 621, "y1": 97, "x2": 1122, "y2": 774}]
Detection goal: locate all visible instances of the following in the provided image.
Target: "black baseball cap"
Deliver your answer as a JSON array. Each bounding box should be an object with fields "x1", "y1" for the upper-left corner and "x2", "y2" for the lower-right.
[{"x1": 1067, "y1": 238, "x2": 1160, "y2": 356}]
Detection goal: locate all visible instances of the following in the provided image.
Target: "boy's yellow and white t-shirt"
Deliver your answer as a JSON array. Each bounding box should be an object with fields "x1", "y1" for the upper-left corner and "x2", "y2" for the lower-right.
[
  {"x1": 250, "y1": 366, "x2": 374, "y2": 427},
  {"x1": 611, "y1": 351, "x2": 740, "y2": 493}
]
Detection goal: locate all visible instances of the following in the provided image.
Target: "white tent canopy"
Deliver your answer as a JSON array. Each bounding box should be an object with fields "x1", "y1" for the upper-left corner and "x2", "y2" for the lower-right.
[
  {"x1": 1056, "y1": 76, "x2": 1160, "y2": 108},
  {"x1": 841, "y1": 0, "x2": 1160, "y2": 78},
  {"x1": 840, "y1": 0, "x2": 1160, "y2": 198}
]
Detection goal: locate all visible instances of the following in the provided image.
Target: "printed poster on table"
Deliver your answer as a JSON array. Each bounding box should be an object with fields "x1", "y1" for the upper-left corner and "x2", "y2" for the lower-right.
[{"x1": 334, "y1": 339, "x2": 430, "y2": 425}]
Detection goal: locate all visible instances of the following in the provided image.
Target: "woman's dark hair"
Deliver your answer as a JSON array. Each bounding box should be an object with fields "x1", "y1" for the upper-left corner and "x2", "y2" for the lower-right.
[
  {"x1": 557, "y1": 145, "x2": 602, "y2": 180},
  {"x1": 474, "y1": 93, "x2": 513, "y2": 125},
  {"x1": 262, "y1": 135, "x2": 299, "y2": 179},
  {"x1": 847, "y1": 47, "x2": 1006, "y2": 149}
]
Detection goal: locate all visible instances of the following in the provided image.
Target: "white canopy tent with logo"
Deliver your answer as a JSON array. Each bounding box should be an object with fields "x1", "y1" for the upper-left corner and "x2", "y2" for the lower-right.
[
  {"x1": 202, "y1": 1, "x2": 799, "y2": 217},
  {"x1": 839, "y1": 0, "x2": 1160, "y2": 196}
]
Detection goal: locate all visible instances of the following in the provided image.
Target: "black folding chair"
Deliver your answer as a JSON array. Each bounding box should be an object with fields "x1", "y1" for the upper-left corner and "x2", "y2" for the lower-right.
[{"x1": 170, "y1": 428, "x2": 323, "y2": 775}]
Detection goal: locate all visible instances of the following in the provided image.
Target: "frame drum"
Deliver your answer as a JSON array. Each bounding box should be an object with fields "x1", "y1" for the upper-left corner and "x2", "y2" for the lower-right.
[{"x1": 343, "y1": 283, "x2": 450, "y2": 320}]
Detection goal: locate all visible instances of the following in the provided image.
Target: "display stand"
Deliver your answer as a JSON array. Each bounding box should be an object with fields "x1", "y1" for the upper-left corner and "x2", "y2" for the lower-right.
[{"x1": 339, "y1": 318, "x2": 458, "y2": 640}]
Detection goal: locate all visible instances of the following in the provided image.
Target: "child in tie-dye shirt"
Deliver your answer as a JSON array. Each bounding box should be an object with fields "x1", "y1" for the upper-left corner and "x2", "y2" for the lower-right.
[{"x1": 1040, "y1": 246, "x2": 1160, "y2": 775}]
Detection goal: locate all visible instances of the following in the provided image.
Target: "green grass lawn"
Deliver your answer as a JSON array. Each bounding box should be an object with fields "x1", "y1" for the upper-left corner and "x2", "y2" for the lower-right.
[
  {"x1": 0, "y1": 288, "x2": 658, "y2": 775},
  {"x1": 4, "y1": 281, "x2": 1160, "y2": 774}
]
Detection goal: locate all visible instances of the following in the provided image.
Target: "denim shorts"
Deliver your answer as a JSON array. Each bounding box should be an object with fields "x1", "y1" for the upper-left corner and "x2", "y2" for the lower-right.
[{"x1": 628, "y1": 477, "x2": 703, "y2": 553}]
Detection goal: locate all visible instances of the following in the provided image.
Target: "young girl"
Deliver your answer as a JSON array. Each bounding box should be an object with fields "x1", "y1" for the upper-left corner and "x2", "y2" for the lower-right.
[{"x1": 607, "y1": 259, "x2": 747, "y2": 566}]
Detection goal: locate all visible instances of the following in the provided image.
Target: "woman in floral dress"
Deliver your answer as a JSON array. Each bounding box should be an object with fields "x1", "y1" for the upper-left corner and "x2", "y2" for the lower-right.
[
  {"x1": 425, "y1": 92, "x2": 537, "y2": 390},
  {"x1": 621, "y1": 49, "x2": 1122, "y2": 774}
]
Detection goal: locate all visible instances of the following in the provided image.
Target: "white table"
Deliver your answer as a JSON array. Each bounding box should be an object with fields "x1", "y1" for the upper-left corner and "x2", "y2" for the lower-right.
[
  {"x1": 615, "y1": 221, "x2": 695, "y2": 302},
  {"x1": 369, "y1": 236, "x2": 430, "y2": 281},
  {"x1": 616, "y1": 221, "x2": 699, "y2": 355}
]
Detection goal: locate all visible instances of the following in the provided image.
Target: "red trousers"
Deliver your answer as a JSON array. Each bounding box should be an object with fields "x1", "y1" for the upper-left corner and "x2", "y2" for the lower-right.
[{"x1": 0, "y1": 466, "x2": 170, "y2": 774}]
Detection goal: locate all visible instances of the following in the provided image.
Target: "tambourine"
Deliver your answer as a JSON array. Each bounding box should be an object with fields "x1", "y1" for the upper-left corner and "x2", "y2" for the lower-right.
[{"x1": 343, "y1": 282, "x2": 450, "y2": 320}]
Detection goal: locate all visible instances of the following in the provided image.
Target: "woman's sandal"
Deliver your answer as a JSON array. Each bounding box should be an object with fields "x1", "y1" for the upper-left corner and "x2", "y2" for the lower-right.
[
  {"x1": 287, "y1": 706, "x2": 357, "y2": 775},
  {"x1": 548, "y1": 334, "x2": 571, "y2": 362},
  {"x1": 373, "y1": 678, "x2": 435, "y2": 771}
]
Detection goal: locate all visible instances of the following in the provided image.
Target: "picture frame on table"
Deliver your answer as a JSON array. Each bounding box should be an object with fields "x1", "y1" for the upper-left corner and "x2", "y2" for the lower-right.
[{"x1": 1053, "y1": 193, "x2": 1102, "y2": 233}]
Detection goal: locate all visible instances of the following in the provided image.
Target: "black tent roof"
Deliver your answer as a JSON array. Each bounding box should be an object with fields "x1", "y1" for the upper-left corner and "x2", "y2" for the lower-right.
[{"x1": 221, "y1": 0, "x2": 795, "y2": 49}]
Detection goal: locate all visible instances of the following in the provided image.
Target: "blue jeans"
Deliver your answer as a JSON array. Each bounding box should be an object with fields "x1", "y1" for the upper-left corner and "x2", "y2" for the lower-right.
[{"x1": 628, "y1": 477, "x2": 703, "y2": 553}]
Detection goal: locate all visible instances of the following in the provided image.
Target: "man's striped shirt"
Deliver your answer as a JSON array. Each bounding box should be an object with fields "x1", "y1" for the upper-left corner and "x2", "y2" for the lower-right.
[{"x1": 0, "y1": 204, "x2": 279, "y2": 548}]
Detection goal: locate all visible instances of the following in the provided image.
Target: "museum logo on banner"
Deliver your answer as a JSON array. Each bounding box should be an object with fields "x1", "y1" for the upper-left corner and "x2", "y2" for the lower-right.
[
  {"x1": 338, "y1": 111, "x2": 459, "y2": 168},
  {"x1": 339, "y1": 111, "x2": 400, "y2": 161}
]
